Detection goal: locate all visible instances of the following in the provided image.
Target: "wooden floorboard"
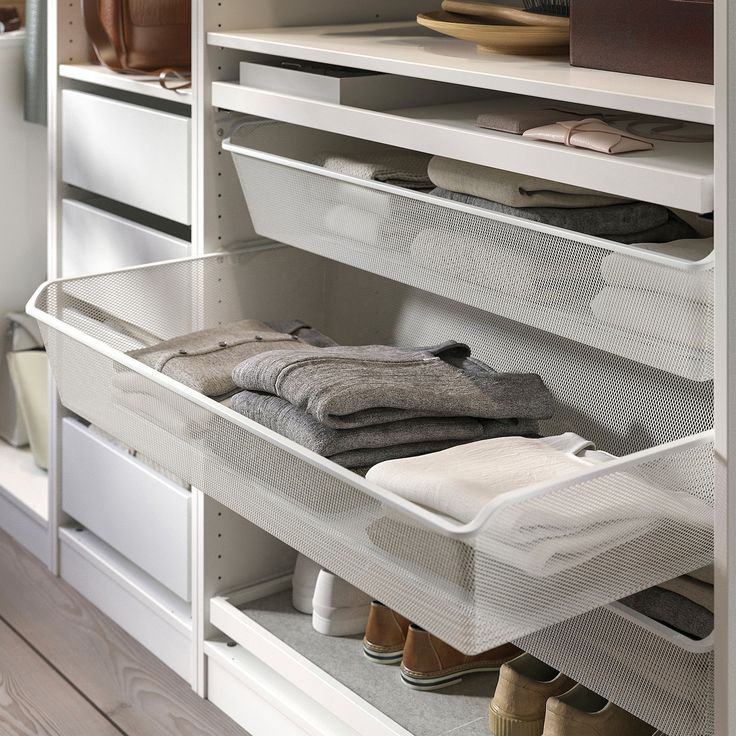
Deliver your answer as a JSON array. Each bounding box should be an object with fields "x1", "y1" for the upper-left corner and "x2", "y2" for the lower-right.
[
  {"x1": 0, "y1": 529, "x2": 249, "y2": 736},
  {"x1": 0, "y1": 618, "x2": 121, "y2": 736}
]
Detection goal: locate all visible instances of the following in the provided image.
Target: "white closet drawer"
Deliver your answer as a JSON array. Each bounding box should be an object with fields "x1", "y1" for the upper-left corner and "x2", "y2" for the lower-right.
[
  {"x1": 61, "y1": 417, "x2": 191, "y2": 601},
  {"x1": 30, "y1": 248, "x2": 715, "y2": 655},
  {"x1": 62, "y1": 90, "x2": 191, "y2": 224},
  {"x1": 62, "y1": 200, "x2": 190, "y2": 277}
]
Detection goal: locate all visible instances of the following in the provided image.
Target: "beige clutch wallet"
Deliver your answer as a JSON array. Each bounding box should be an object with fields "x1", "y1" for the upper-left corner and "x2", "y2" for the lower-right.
[{"x1": 523, "y1": 118, "x2": 655, "y2": 155}]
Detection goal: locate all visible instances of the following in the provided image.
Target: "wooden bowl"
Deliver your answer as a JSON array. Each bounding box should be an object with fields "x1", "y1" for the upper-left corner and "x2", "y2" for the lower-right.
[
  {"x1": 442, "y1": 0, "x2": 569, "y2": 28},
  {"x1": 417, "y1": 11, "x2": 569, "y2": 55}
]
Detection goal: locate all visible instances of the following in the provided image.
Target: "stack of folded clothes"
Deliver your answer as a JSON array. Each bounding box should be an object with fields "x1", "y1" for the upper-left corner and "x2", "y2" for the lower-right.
[
  {"x1": 229, "y1": 341, "x2": 554, "y2": 472},
  {"x1": 621, "y1": 565, "x2": 714, "y2": 640},
  {"x1": 424, "y1": 157, "x2": 699, "y2": 244},
  {"x1": 314, "y1": 145, "x2": 432, "y2": 249},
  {"x1": 592, "y1": 237, "x2": 714, "y2": 352},
  {"x1": 366, "y1": 433, "x2": 712, "y2": 577}
]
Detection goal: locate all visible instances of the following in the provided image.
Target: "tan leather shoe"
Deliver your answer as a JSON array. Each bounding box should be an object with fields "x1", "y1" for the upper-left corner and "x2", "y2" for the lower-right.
[
  {"x1": 362, "y1": 601, "x2": 411, "y2": 665},
  {"x1": 542, "y1": 685, "x2": 656, "y2": 736},
  {"x1": 489, "y1": 653, "x2": 576, "y2": 736},
  {"x1": 400, "y1": 624, "x2": 522, "y2": 690}
]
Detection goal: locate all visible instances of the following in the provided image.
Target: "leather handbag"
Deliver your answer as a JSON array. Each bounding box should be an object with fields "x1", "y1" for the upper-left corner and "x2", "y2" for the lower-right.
[{"x1": 81, "y1": 0, "x2": 191, "y2": 85}]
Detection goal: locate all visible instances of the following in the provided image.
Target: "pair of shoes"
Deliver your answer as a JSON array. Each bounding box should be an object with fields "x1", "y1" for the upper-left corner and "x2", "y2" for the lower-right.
[
  {"x1": 489, "y1": 653, "x2": 656, "y2": 735},
  {"x1": 292, "y1": 554, "x2": 371, "y2": 636},
  {"x1": 363, "y1": 601, "x2": 521, "y2": 690}
]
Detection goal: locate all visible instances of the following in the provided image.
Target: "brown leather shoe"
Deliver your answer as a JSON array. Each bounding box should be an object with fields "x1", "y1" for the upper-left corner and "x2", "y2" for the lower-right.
[
  {"x1": 362, "y1": 601, "x2": 411, "y2": 665},
  {"x1": 400, "y1": 624, "x2": 522, "y2": 690},
  {"x1": 489, "y1": 653, "x2": 576, "y2": 736},
  {"x1": 542, "y1": 685, "x2": 656, "y2": 736}
]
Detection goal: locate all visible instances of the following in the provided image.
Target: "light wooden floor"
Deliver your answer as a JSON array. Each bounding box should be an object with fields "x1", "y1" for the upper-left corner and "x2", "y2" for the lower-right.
[{"x1": 0, "y1": 528, "x2": 250, "y2": 736}]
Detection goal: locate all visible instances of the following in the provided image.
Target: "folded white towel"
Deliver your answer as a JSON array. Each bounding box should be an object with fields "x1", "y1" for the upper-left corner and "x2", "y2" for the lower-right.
[
  {"x1": 367, "y1": 433, "x2": 711, "y2": 577},
  {"x1": 601, "y1": 238, "x2": 713, "y2": 304},
  {"x1": 410, "y1": 228, "x2": 600, "y2": 303},
  {"x1": 591, "y1": 286, "x2": 713, "y2": 352},
  {"x1": 324, "y1": 205, "x2": 410, "y2": 250},
  {"x1": 315, "y1": 148, "x2": 432, "y2": 189}
]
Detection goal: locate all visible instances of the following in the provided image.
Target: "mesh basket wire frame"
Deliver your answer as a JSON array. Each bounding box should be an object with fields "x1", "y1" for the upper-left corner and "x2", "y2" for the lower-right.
[
  {"x1": 225, "y1": 139, "x2": 714, "y2": 382},
  {"x1": 28, "y1": 249, "x2": 714, "y2": 661}
]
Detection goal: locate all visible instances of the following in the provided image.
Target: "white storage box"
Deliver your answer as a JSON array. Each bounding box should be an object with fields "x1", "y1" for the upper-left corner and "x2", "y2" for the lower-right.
[
  {"x1": 61, "y1": 417, "x2": 191, "y2": 601},
  {"x1": 62, "y1": 200, "x2": 190, "y2": 277},
  {"x1": 240, "y1": 58, "x2": 486, "y2": 109},
  {"x1": 225, "y1": 128, "x2": 714, "y2": 382},
  {"x1": 28, "y1": 246, "x2": 714, "y2": 654},
  {"x1": 62, "y1": 90, "x2": 191, "y2": 225}
]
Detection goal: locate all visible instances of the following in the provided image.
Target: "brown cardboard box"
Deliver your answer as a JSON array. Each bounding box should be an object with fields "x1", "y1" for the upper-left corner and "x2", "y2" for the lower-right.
[{"x1": 570, "y1": 0, "x2": 713, "y2": 85}]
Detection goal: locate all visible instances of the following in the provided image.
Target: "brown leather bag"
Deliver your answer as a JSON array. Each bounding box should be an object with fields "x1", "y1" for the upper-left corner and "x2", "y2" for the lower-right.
[{"x1": 81, "y1": 0, "x2": 191, "y2": 81}]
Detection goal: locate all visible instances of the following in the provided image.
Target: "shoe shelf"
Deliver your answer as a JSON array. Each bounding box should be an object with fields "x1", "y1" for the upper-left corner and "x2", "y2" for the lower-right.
[
  {"x1": 207, "y1": 578, "x2": 492, "y2": 736},
  {"x1": 212, "y1": 86, "x2": 713, "y2": 213},
  {"x1": 519, "y1": 603, "x2": 713, "y2": 736},
  {"x1": 225, "y1": 129, "x2": 713, "y2": 381},
  {"x1": 59, "y1": 64, "x2": 192, "y2": 105},
  {"x1": 28, "y1": 245, "x2": 715, "y2": 655},
  {"x1": 207, "y1": 22, "x2": 714, "y2": 124}
]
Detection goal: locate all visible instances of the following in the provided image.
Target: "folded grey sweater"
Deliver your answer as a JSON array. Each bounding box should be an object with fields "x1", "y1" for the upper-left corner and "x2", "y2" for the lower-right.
[
  {"x1": 621, "y1": 586, "x2": 713, "y2": 640},
  {"x1": 129, "y1": 319, "x2": 336, "y2": 399},
  {"x1": 431, "y1": 188, "x2": 698, "y2": 243},
  {"x1": 231, "y1": 390, "x2": 540, "y2": 468},
  {"x1": 231, "y1": 341, "x2": 554, "y2": 429}
]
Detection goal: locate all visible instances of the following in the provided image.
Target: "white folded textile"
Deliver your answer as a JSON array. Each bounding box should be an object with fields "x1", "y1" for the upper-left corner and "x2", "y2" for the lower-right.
[
  {"x1": 590, "y1": 287, "x2": 713, "y2": 352},
  {"x1": 410, "y1": 228, "x2": 599, "y2": 302},
  {"x1": 324, "y1": 204, "x2": 409, "y2": 249},
  {"x1": 367, "y1": 433, "x2": 712, "y2": 577},
  {"x1": 600, "y1": 237, "x2": 713, "y2": 304}
]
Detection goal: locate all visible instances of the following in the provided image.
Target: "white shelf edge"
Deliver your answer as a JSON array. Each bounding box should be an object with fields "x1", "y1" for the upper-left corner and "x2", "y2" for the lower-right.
[
  {"x1": 59, "y1": 64, "x2": 192, "y2": 106},
  {"x1": 210, "y1": 594, "x2": 411, "y2": 736},
  {"x1": 213, "y1": 82, "x2": 714, "y2": 213},
  {"x1": 207, "y1": 23, "x2": 714, "y2": 124},
  {"x1": 0, "y1": 441, "x2": 48, "y2": 521}
]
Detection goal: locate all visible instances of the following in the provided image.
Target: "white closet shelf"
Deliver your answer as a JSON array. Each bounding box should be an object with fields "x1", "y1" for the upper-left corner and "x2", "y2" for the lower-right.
[
  {"x1": 59, "y1": 64, "x2": 192, "y2": 105},
  {"x1": 28, "y1": 247, "x2": 715, "y2": 655},
  {"x1": 0, "y1": 441, "x2": 48, "y2": 522},
  {"x1": 207, "y1": 22, "x2": 714, "y2": 124},
  {"x1": 212, "y1": 84, "x2": 714, "y2": 213},
  {"x1": 208, "y1": 579, "x2": 492, "y2": 736}
]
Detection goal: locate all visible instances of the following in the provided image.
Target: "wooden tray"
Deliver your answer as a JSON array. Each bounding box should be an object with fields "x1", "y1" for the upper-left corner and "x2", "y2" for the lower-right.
[
  {"x1": 441, "y1": 0, "x2": 569, "y2": 28},
  {"x1": 417, "y1": 11, "x2": 569, "y2": 54}
]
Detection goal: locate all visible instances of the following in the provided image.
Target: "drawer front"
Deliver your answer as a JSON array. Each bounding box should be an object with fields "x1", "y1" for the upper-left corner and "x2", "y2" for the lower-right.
[
  {"x1": 62, "y1": 90, "x2": 191, "y2": 224},
  {"x1": 62, "y1": 199, "x2": 190, "y2": 277},
  {"x1": 61, "y1": 418, "x2": 191, "y2": 601}
]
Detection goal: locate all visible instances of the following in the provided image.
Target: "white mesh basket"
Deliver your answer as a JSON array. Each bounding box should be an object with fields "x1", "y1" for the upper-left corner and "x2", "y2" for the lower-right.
[
  {"x1": 225, "y1": 136, "x2": 714, "y2": 382},
  {"x1": 28, "y1": 246, "x2": 714, "y2": 655},
  {"x1": 520, "y1": 604, "x2": 714, "y2": 736}
]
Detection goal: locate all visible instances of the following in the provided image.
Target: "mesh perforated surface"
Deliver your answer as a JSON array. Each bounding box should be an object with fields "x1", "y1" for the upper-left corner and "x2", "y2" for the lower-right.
[
  {"x1": 228, "y1": 142, "x2": 714, "y2": 382},
  {"x1": 31, "y1": 247, "x2": 714, "y2": 692}
]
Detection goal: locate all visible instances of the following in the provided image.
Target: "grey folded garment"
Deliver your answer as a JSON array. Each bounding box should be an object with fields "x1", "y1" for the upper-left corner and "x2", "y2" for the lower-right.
[
  {"x1": 232, "y1": 341, "x2": 554, "y2": 429},
  {"x1": 620, "y1": 586, "x2": 713, "y2": 640},
  {"x1": 430, "y1": 188, "x2": 669, "y2": 238},
  {"x1": 689, "y1": 564, "x2": 714, "y2": 585},
  {"x1": 129, "y1": 319, "x2": 336, "y2": 399},
  {"x1": 658, "y1": 574, "x2": 714, "y2": 613},
  {"x1": 428, "y1": 157, "x2": 631, "y2": 209},
  {"x1": 231, "y1": 390, "x2": 539, "y2": 468},
  {"x1": 314, "y1": 147, "x2": 432, "y2": 190}
]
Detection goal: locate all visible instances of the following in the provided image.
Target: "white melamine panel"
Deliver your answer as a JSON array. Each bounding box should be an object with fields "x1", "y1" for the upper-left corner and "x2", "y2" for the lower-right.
[
  {"x1": 59, "y1": 526, "x2": 192, "y2": 682},
  {"x1": 212, "y1": 84, "x2": 714, "y2": 213},
  {"x1": 61, "y1": 90, "x2": 191, "y2": 224},
  {"x1": 205, "y1": 640, "x2": 360, "y2": 736},
  {"x1": 208, "y1": 23, "x2": 714, "y2": 124},
  {"x1": 61, "y1": 418, "x2": 191, "y2": 601},
  {"x1": 62, "y1": 200, "x2": 190, "y2": 277}
]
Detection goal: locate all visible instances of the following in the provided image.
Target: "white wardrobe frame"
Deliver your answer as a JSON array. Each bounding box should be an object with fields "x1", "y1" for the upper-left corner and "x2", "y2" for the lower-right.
[{"x1": 37, "y1": 1, "x2": 734, "y2": 734}]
